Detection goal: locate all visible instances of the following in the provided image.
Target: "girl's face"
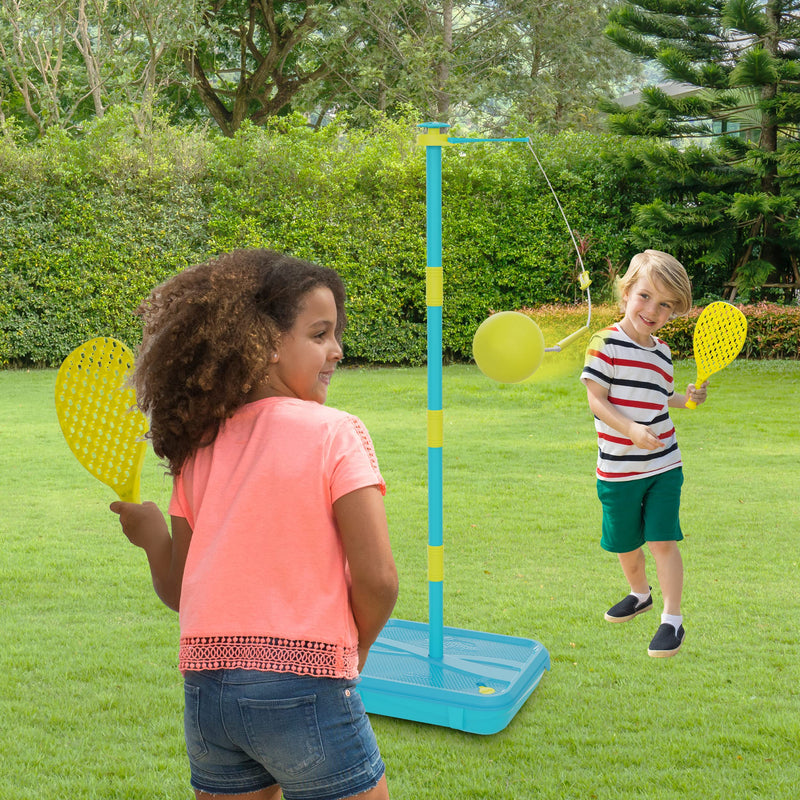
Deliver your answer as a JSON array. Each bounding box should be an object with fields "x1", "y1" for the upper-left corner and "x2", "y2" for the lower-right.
[
  {"x1": 621, "y1": 275, "x2": 678, "y2": 346},
  {"x1": 269, "y1": 286, "x2": 343, "y2": 404}
]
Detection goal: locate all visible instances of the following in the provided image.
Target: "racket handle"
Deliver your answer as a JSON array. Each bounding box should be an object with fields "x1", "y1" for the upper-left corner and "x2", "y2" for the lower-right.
[{"x1": 685, "y1": 372, "x2": 706, "y2": 410}]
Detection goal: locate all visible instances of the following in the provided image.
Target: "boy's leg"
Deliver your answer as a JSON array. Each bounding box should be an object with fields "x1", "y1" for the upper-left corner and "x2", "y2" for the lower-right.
[
  {"x1": 647, "y1": 540, "x2": 683, "y2": 616},
  {"x1": 597, "y1": 479, "x2": 649, "y2": 594},
  {"x1": 604, "y1": 547, "x2": 653, "y2": 622},
  {"x1": 617, "y1": 547, "x2": 649, "y2": 595},
  {"x1": 646, "y1": 539, "x2": 685, "y2": 656}
]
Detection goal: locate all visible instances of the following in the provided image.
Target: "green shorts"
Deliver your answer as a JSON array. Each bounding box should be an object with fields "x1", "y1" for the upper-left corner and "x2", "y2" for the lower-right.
[{"x1": 597, "y1": 468, "x2": 684, "y2": 554}]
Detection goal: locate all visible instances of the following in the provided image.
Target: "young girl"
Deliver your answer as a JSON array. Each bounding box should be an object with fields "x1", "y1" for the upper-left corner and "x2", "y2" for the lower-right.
[{"x1": 111, "y1": 249, "x2": 398, "y2": 800}]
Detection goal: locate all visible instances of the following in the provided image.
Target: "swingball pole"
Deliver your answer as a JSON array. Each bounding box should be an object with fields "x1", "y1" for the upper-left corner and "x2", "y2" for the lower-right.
[
  {"x1": 357, "y1": 122, "x2": 550, "y2": 735},
  {"x1": 422, "y1": 122, "x2": 446, "y2": 661},
  {"x1": 421, "y1": 123, "x2": 531, "y2": 657}
]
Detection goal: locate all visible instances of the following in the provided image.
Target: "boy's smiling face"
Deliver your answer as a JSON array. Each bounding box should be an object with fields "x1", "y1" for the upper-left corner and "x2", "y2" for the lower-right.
[{"x1": 620, "y1": 275, "x2": 678, "y2": 347}]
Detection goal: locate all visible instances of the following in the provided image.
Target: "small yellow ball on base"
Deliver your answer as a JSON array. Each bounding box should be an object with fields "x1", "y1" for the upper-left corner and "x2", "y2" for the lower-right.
[{"x1": 472, "y1": 311, "x2": 545, "y2": 384}]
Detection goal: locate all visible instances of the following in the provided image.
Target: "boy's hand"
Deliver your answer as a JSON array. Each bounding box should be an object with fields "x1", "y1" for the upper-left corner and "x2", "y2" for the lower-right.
[
  {"x1": 110, "y1": 500, "x2": 168, "y2": 549},
  {"x1": 629, "y1": 422, "x2": 665, "y2": 451},
  {"x1": 686, "y1": 380, "x2": 709, "y2": 407}
]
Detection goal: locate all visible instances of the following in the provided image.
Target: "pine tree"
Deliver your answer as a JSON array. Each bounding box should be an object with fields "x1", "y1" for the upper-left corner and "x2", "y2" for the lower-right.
[{"x1": 602, "y1": 0, "x2": 800, "y2": 300}]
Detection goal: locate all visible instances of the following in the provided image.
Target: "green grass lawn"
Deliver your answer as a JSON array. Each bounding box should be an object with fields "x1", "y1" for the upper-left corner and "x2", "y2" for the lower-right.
[{"x1": 1, "y1": 360, "x2": 798, "y2": 799}]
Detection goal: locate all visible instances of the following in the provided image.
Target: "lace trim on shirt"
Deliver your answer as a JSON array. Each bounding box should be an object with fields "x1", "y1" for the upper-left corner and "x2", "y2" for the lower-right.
[
  {"x1": 179, "y1": 635, "x2": 359, "y2": 677},
  {"x1": 349, "y1": 415, "x2": 383, "y2": 489}
]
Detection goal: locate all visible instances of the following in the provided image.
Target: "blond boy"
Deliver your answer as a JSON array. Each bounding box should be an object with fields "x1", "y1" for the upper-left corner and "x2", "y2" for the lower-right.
[{"x1": 581, "y1": 250, "x2": 707, "y2": 657}]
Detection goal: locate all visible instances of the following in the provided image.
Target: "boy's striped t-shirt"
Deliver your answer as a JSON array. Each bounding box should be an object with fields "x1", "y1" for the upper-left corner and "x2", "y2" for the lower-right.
[{"x1": 580, "y1": 323, "x2": 682, "y2": 481}]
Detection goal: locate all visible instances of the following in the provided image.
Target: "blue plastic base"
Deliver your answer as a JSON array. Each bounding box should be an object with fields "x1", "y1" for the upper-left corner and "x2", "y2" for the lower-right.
[{"x1": 358, "y1": 619, "x2": 550, "y2": 735}]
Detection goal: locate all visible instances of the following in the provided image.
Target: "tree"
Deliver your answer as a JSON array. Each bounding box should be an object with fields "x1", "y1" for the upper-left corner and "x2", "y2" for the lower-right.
[
  {"x1": 602, "y1": 0, "x2": 800, "y2": 299},
  {"x1": 0, "y1": 0, "x2": 198, "y2": 136},
  {"x1": 176, "y1": 1, "x2": 363, "y2": 137},
  {"x1": 470, "y1": 0, "x2": 641, "y2": 131},
  {"x1": 305, "y1": 0, "x2": 639, "y2": 132},
  {"x1": 0, "y1": 0, "x2": 102, "y2": 133},
  {"x1": 297, "y1": 1, "x2": 486, "y2": 125},
  {"x1": 0, "y1": 1, "x2": 639, "y2": 138}
]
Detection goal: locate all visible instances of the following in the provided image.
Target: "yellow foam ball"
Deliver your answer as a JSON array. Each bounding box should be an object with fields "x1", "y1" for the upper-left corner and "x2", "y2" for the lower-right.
[{"x1": 472, "y1": 311, "x2": 545, "y2": 383}]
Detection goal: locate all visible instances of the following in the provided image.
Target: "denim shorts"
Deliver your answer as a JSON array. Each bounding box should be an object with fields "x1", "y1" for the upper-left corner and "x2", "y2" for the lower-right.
[
  {"x1": 183, "y1": 669, "x2": 385, "y2": 799},
  {"x1": 597, "y1": 468, "x2": 684, "y2": 553}
]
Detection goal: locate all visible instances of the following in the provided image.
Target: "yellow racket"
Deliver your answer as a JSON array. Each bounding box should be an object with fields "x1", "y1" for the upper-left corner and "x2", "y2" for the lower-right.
[
  {"x1": 686, "y1": 302, "x2": 747, "y2": 410},
  {"x1": 55, "y1": 337, "x2": 148, "y2": 502}
]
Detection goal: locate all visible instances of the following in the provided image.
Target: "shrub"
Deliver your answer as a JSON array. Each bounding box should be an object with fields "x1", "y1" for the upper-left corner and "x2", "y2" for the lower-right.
[
  {"x1": 2, "y1": 110, "x2": 794, "y2": 368},
  {"x1": 518, "y1": 303, "x2": 799, "y2": 361}
]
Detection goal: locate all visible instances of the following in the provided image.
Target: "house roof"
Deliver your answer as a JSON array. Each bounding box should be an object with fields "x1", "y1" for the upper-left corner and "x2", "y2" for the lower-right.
[{"x1": 615, "y1": 81, "x2": 698, "y2": 108}]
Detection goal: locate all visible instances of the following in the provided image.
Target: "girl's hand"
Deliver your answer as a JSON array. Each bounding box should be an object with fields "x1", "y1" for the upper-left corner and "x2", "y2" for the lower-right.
[
  {"x1": 110, "y1": 500, "x2": 168, "y2": 549},
  {"x1": 110, "y1": 504, "x2": 190, "y2": 611},
  {"x1": 686, "y1": 380, "x2": 709, "y2": 407}
]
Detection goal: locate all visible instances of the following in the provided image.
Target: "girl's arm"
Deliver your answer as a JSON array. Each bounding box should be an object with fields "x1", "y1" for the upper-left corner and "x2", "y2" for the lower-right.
[
  {"x1": 584, "y1": 378, "x2": 665, "y2": 451},
  {"x1": 334, "y1": 485, "x2": 399, "y2": 672},
  {"x1": 110, "y1": 501, "x2": 192, "y2": 612}
]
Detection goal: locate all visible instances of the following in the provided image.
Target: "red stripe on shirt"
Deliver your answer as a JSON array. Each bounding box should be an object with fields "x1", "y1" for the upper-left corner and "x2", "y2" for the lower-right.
[
  {"x1": 597, "y1": 428, "x2": 675, "y2": 447},
  {"x1": 611, "y1": 356, "x2": 673, "y2": 383},
  {"x1": 599, "y1": 432, "x2": 632, "y2": 445},
  {"x1": 586, "y1": 348, "x2": 612, "y2": 365},
  {"x1": 596, "y1": 464, "x2": 680, "y2": 480},
  {"x1": 609, "y1": 396, "x2": 664, "y2": 410}
]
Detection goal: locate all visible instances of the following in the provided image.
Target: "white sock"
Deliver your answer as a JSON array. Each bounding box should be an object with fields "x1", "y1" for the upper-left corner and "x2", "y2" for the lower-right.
[
  {"x1": 662, "y1": 613, "x2": 683, "y2": 632},
  {"x1": 631, "y1": 590, "x2": 650, "y2": 603}
]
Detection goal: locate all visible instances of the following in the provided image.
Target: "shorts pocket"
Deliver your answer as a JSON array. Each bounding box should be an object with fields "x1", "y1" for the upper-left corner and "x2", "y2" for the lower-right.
[
  {"x1": 239, "y1": 693, "x2": 324, "y2": 777},
  {"x1": 183, "y1": 683, "x2": 209, "y2": 760}
]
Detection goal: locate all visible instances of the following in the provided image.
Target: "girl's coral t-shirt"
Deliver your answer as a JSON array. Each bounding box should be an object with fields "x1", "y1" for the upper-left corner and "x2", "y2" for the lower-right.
[{"x1": 169, "y1": 396, "x2": 386, "y2": 679}]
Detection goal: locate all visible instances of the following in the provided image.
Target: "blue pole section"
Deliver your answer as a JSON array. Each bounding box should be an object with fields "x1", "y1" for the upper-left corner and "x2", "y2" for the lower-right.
[{"x1": 418, "y1": 122, "x2": 448, "y2": 660}]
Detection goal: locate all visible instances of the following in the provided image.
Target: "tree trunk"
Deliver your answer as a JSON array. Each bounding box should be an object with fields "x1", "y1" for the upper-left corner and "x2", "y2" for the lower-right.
[
  {"x1": 74, "y1": 0, "x2": 105, "y2": 118},
  {"x1": 435, "y1": 0, "x2": 452, "y2": 120},
  {"x1": 758, "y1": 0, "x2": 782, "y2": 279}
]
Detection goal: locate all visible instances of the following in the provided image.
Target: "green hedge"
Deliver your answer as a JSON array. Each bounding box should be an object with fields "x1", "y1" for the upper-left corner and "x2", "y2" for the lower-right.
[
  {"x1": 6, "y1": 109, "x2": 786, "y2": 368},
  {"x1": 519, "y1": 303, "x2": 800, "y2": 361}
]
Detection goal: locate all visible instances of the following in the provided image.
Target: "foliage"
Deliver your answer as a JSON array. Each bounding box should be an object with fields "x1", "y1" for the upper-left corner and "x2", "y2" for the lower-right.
[
  {"x1": 0, "y1": 109, "x2": 210, "y2": 365},
  {"x1": 520, "y1": 302, "x2": 800, "y2": 360},
  {"x1": 602, "y1": 0, "x2": 800, "y2": 298},
  {"x1": 178, "y1": 1, "x2": 361, "y2": 136},
  {"x1": 0, "y1": 1, "x2": 640, "y2": 138},
  {"x1": 0, "y1": 112, "x2": 656, "y2": 368},
  {"x1": 302, "y1": 1, "x2": 641, "y2": 133},
  {"x1": 0, "y1": 0, "x2": 198, "y2": 137}
]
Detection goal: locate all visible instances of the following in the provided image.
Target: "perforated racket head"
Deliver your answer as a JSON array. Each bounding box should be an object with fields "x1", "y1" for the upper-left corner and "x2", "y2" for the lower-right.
[
  {"x1": 686, "y1": 302, "x2": 747, "y2": 409},
  {"x1": 55, "y1": 337, "x2": 148, "y2": 502},
  {"x1": 693, "y1": 302, "x2": 748, "y2": 381}
]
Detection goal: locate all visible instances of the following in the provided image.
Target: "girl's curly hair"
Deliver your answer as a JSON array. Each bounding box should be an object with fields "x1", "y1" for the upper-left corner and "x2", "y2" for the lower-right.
[{"x1": 133, "y1": 249, "x2": 346, "y2": 476}]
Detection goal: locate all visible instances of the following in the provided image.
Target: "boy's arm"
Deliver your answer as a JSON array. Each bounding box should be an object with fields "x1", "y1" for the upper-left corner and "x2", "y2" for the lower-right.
[
  {"x1": 334, "y1": 485, "x2": 399, "y2": 672},
  {"x1": 583, "y1": 378, "x2": 665, "y2": 451},
  {"x1": 110, "y1": 501, "x2": 192, "y2": 612}
]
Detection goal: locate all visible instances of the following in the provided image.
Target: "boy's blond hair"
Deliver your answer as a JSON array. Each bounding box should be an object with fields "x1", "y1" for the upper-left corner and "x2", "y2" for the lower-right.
[{"x1": 616, "y1": 250, "x2": 693, "y2": 316}]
